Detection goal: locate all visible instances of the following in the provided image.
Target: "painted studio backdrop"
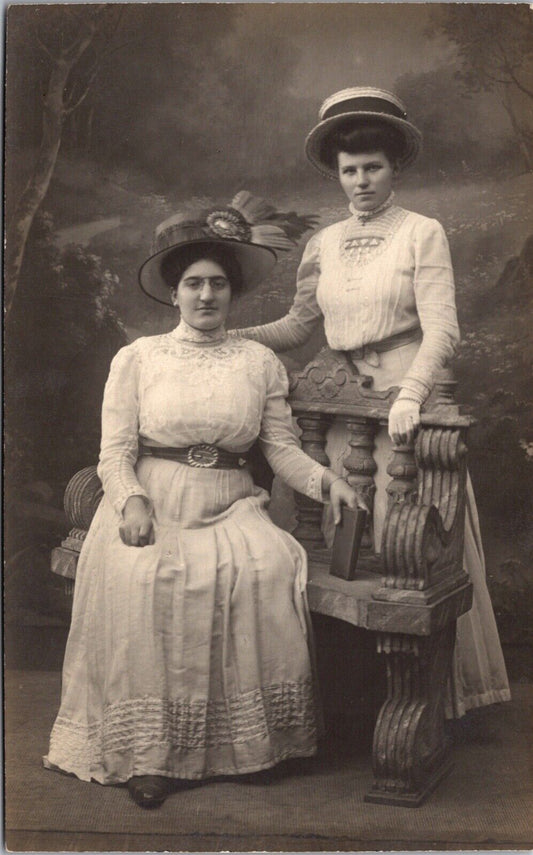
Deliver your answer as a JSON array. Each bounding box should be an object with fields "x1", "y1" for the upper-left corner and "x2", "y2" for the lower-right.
[{"x1": 4, "y1": 3, "x2": 533, "y2": 669}]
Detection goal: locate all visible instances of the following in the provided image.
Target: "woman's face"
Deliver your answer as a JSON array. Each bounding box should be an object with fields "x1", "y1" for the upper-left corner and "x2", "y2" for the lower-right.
[
  {"x1": 172, "y1": 259, "x2": 232, "y2": 330},
  {"x1": 337, "y1": 150, "x2": 397, "y2": 213}
]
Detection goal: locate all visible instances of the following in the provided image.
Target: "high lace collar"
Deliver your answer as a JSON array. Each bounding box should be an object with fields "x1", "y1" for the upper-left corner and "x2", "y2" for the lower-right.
[
  {"x1": 349, "y1": 191, "x2": 395, "y2": 223},
  {"x1": 171, "y1": 318, "x2": 228, "y2": 344}
]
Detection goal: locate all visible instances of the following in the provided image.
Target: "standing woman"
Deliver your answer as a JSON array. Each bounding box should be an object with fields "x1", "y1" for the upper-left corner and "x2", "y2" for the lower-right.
[
  {"x1": 44, "y1": 195, "x2": 357, "y2": 808},
  {"x1": 233, "y1": 87, "x2": 511, "y2": 719}
]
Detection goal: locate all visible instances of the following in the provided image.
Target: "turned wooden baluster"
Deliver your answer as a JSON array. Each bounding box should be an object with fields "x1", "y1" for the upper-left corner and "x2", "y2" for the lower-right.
[
  {"x1": 385, "y1": 377, "x2": 458, "y2": 511},
  {"x1": 433, "y1": 378, "x2": 460, "y2": 412},
  {"x1": 293, "y1": 413, "x2": 331, "y2": 548},
  {"x1": 382, "y1": 441, "x2": 418, "y2": 582},
  {"x1": 386, "y1": 442, "x2": 418, "y2": 508},
  {"x1": 341, "y1": 417, "x2": 378, "y2": 554}
]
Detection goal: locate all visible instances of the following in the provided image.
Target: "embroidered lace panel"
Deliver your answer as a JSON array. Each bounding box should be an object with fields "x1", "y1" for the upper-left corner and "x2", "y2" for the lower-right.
[{"x1": 339, "y1": 206, "x2": 409, "y2": 267}]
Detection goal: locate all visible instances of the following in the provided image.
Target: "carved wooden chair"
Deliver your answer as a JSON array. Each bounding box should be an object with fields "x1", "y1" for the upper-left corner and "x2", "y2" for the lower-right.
[{"x1": 51, "y1": 345, "x2": 473, "y2": 807}]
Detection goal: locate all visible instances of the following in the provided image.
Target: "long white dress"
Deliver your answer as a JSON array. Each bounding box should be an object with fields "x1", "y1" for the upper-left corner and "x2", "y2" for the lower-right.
[
  {"x1": 44, "y1": 322, "x2": 327, "y2": 784},
  {"x1": 235, "y1": 200, "x2": 511, "y2": 718}
]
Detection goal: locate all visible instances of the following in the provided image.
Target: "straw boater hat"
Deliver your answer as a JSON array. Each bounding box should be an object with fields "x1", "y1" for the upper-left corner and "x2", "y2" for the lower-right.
[
  {"x1": 305, "y1": 86, "x2": 422, "y2": 179},
  {"x1": 139, "y1": 191, "x2": 318, "y2": 305}
]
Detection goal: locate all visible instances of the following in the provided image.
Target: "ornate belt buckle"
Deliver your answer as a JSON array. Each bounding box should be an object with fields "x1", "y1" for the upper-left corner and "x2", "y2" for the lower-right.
[{"x1": 187, "y1": 444, "x2": 219, "y2": 468}]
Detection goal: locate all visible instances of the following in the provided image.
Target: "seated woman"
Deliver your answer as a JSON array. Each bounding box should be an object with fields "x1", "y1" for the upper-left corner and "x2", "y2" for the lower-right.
[
  {"x1": 44, "y1": 195, "x2": 357, "y2": 809},
  {"x1": 233, "y1": 87, "x2": 511, "y2": 720}
]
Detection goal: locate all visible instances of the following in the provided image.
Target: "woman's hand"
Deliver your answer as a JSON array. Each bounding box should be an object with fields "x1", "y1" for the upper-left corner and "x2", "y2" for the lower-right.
[
  {"x1": 329, "y1": 479, "x2": 358, "y2": 526},
  {"x1": 388, "y1": 398, "x2": 421, "y2": 446},
  {"x1": 323, "y1": 469, "x2": 370, "y2": 526},
  {"x1": 120, "y1": 496, "x2": 154, "y2": 547}
]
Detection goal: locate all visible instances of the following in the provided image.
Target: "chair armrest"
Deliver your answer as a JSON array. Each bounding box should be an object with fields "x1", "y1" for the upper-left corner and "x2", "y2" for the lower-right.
[{"x1": 51, "y1": 465, "x2": 102, "y2": 580}]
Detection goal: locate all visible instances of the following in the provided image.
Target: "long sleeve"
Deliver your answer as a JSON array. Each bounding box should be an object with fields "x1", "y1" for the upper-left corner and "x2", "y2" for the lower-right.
[
  {"x1": 232, "y1": 233, "x2": 324, "y2": 352},
  {"x1": 97, "y1": 345, "x2": 150, "y2": 515},
  {"x1": 259, "y1": 350, "x2": 326, "y2": 501},
  {"x1": 399, "y1": 219, "x2": 460, "y2": 404}
]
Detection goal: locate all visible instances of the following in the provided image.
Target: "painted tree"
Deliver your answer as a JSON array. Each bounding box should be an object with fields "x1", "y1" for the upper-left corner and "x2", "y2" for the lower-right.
[
  {"x1": 5, "y1": 4, "x2": 123, "y2": 318},
  {"x1": 428, "y1": 4, "x2": 533, "y2": 171}
]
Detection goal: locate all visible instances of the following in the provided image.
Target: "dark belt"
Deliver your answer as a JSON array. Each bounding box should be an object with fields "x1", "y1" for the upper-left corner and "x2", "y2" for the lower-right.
[
  {"x1": 139, "y1": 443, "x2": 248, "y2": 470},
  {"x1": 340, "y1": 326, "x2": 422, "y2": 369},
  {"x1": 351, "y1": 326, "x2": 422, "y2": 359}
]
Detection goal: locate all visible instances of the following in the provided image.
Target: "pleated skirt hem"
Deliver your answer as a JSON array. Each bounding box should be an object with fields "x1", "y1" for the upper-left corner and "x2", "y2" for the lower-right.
[{"x1": 43, "y1": 733, "x2": 318, "y2": 785}]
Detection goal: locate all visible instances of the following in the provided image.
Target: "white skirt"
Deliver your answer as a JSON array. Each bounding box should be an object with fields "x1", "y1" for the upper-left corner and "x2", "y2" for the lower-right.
[
  {"x1": 324, "y1": 341, "x2": 511, "y2": 718},
  {"x1": 44, "y1": 459, "x2": 319, "y2": 783}
]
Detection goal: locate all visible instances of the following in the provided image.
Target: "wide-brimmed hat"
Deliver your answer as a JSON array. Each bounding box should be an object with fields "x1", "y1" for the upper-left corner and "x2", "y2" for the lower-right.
[
  {"x1": 305, "y1": 86, "x2": 422, "y2": 179},
  {"x1": 139, "y1": 191, "x2": 318, "y2": 305}
]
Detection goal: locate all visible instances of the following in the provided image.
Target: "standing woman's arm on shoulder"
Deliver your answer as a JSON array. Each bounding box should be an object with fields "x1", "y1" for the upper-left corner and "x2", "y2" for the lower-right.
[
  {"x1": 97, "y1": 345, "x2": 151, "y2": 516},
  {"x1": 397, "y1": 218, "x2": 460, "y2": 405},
  {"x1": 230, "y1": 232, "x2": 324, "y2": 352}
]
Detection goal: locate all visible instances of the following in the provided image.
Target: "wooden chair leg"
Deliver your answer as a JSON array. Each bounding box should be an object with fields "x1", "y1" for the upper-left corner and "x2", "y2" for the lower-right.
[{"x1": 365, "y1": 624, "x2": 455, "y2": 807}]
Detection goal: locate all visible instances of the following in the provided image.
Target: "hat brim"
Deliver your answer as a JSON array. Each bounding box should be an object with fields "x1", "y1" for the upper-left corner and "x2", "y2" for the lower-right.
[
  {"x1": 138, "y1": 238, "x2": 278, "y2": 305},
  {"x1": 305, "y1": 111, "x2": 422, "y2": 179}
]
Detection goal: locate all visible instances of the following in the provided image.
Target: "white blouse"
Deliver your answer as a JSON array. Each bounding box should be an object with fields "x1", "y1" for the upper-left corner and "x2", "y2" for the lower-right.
[
  {"x1": 97, "y1": 323, "x2": 326, "y2": 515},
  {"x1": 235, "y1": 205, "x2": 460, "y2": 404}
]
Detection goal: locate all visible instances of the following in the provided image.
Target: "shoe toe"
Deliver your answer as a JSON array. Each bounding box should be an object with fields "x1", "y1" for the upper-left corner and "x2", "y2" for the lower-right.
[{"x1": 128, "y1": 775, "x2": 169, "y2": 809}]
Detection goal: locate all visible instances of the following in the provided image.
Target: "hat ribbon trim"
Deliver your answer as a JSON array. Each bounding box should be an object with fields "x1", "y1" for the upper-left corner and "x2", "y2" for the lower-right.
[{"x1": 322, "y1": 96, "x2": 406, "y2": 122}]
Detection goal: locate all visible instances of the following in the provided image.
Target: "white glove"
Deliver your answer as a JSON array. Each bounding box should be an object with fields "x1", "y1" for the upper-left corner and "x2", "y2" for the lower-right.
[{"x1": 388, "y1": 398, "x2": 421, "y2": 446}]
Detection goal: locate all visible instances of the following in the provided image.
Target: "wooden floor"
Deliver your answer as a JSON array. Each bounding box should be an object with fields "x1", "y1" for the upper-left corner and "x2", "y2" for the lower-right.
[{"x1": 4, "y1": 669, "x2": 533, "y2": 852}]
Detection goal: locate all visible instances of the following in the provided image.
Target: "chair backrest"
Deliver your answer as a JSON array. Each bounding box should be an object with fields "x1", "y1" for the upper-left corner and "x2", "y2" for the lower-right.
[{"x1": 288, "y1": 346, "x2": 474, "y2": 601}]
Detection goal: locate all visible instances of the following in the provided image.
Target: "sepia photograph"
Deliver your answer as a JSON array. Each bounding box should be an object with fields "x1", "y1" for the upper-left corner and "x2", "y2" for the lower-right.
[{"x1": 4, "y1": 2, "x2": 533, "y2": 851}]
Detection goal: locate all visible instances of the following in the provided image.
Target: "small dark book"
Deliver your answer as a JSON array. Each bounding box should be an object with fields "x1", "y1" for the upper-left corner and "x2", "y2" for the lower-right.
[{"x1": 330, "y1": 506, "x2": 368, "y2": 581}]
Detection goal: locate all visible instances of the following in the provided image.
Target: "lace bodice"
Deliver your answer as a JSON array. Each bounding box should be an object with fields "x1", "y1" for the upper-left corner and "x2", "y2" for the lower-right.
[
  {"x1": 97, "y1": 326, "x2": 325, "y2": 513},
  {"x1": 233, "y1": 206, "x2": 460, "y2": 404}
]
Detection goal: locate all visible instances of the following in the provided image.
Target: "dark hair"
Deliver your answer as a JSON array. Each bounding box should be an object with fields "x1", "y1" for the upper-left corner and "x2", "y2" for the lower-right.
[
  {"x1": 320, "y1": 120, "x2": 405, "y2": 173},
  {"x1": 160, "y1": 242, "x2": 245, "y2": 297}
]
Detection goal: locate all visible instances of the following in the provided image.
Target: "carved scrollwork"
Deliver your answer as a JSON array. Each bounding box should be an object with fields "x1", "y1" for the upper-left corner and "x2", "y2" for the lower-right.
[
  {"x1": 377, "y1": 427, "x2": 469, "y2": 600},
  {"x1": 381, "y1": 502, "x2": 444, "y2": 590},
  {"x1": 417, "y1": 429, "x2": 467, "y2": 534},
  {"x1": 365, "y1": 625, "x2": 455, "y2": 805},
  {"x1": 289, "y1": 347, "x2": 397, "y2": 411},
  {"x1": 305, "y1": 362, "x2": 350, "y2": 400}
]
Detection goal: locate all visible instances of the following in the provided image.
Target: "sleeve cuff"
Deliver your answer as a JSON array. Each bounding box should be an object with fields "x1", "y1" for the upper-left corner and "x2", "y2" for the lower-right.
[
  {"x1": 397, "y1": 382, "x2": 428, "y2": 406},
  {"x1": 115, "y1": 488, "x2": 152, "y2": 517},
  {"x1": 306, "y1": 463, "x2": 327, "y2": 502}
]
